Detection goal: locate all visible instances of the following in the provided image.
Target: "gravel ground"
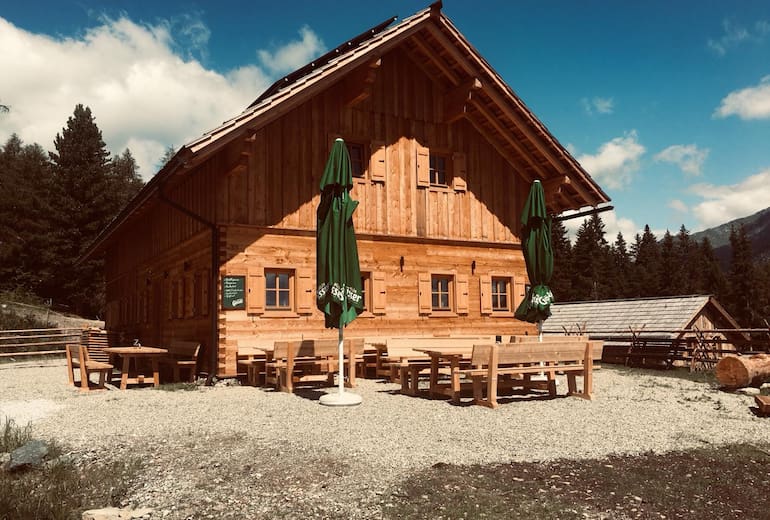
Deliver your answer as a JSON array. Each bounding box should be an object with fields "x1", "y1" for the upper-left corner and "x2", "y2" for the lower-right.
[{"x1": 1, "y1": 361, "x2": 769, "y2": 519}]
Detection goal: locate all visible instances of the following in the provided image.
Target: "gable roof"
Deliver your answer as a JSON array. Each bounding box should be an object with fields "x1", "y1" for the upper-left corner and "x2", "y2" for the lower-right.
[
  {"x1": 84, "y1": 1, "x2": 610, "y2": 259},
  {"x1": 542, "y1": 295, "x2": 743, "y2": 339}
]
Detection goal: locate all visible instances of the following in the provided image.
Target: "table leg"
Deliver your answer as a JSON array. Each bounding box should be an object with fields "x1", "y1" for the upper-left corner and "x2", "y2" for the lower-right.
[
  {"x1": 120, "y1": 356, "x2": 130, "y2": 390},
  {"x1": 151, "y1": 358, "x2": 160, "y2": 387},
  {"x1": 429, "y1": 355, "x2": 439, "y2": 399},
  {"x1": 450, "y1": 356, "x2": 461, "y2": 404}
]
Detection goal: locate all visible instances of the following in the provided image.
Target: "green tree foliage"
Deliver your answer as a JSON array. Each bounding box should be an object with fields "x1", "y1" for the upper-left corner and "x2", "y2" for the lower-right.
[
  {"x1": 630, "y1": 225, "x2": 661, "y2": 297},
  {"x1": 44, "y1": 105, "x2": 143, "y2": 317},
  {"x1": 550, "y1": 218, "x2": 573, "y2": 302},
  {"x1": 659, "y1": 230, "x2": 676, "y2": 296},
  {"x1": 571, "y1": 214, "x2": 612, "y2": 300},
  {"x1": 727, "y1": 224, "x2": 761, "y2": 327},
  {"x1": 610, "y1": 232, "x2": 632, "y2": 298},
  {"x1": 0, "y1": 135, "x2": 55, "y2": 294}
]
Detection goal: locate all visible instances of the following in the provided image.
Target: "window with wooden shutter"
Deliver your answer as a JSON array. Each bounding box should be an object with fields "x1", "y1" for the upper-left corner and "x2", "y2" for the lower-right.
[
  {"x1": 514, "y1": 279, "x2": 527, "y2": 310},
  {"x1": 371, "y1": 271, "x2": 387, "y2": 314},
  {"x1": 247, "y1": 269, "x2": 265, "y2": 314},
  {"x1": 455, "y1": 275, "x2": 469, "y2": 314},
  {"x1": 452, "y1": 152, "x2": 467, "y2": 192},
  {"x1": 370, "y1": 141, "x2": 386, "y2": 182},
  {"x1": 416, "y1": 144, "x2": 430, "y2": 188},
  {"x1": 296, "y1": 269, "x2": 314, "y2": 315},
  {"x1": 418, "y1": 272, "x2": 432, "y2": 314},
  {"x1": 479, "y1": 275, "x2": 492, "y2": 315}
]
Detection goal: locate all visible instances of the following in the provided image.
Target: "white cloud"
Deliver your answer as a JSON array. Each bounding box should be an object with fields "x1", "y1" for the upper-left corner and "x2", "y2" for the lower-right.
[
  {"x1": 581, "y1": 96, "x2": 614, "y2": 115},
  {"x1": 708, "y1": 18, "x2": 770, "y2": 56},
  {"x1": 257, "y1": 25, "x2": 324, "y2": 76},
  {"x1": 576, "y1": 131, "x2": 645, "y2": 189},
  {"x1": 715, "y1": 75, "x2": 770, "y2": 120},
  {"x1": 668, "y1": 199, "x2": 688, "y2": 213},
  {"x1": 654, "y1": 144, "x2": 709, "y2": 176},
  {"x1": 689, "y1": 169, "x2": 770, "y2": 229},
  {"x1": 0, "y1": 15, "x2": 324, "y2": 179}
]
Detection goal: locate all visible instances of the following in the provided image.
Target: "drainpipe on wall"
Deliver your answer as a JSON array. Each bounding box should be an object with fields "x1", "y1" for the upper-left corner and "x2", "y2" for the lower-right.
[{"x1": 158, "y1": 189, "x2": 220, "y2": 385}]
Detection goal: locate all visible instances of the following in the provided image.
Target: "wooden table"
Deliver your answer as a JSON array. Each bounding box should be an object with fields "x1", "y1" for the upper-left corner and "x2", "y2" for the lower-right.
[
  {"x1": 412, "y1": 346, "x2": 473, "y2": 402},
  {"x1": 104, "y1": 346, "x2": 168, "y2": 390}
]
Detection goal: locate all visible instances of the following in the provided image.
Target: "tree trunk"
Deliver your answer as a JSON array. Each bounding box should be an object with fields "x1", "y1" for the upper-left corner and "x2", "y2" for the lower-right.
[{"x1": 715, "y1": 354, "x2": 770, "y2": 388}]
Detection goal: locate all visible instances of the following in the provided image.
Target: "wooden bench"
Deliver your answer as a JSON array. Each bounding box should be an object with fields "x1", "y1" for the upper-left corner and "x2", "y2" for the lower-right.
[
  {"x1": 377, "y1": 336, "x2": 496, "y2": 383},
  {"x1": 268, "y1": 338, "x2": 365, "y2": 393},
  {"x1": 455, "y1": 340, "x2": 603, "y2": 408},
  {"x1": 66, "y1": 344, "x2": 114, "y2": 392},
  {"x1": 159, "y1": 340, "x2": 200, "y2": 382},
  {"x1": 237, "y1": 346, "x2": 269, "y2": 386}
]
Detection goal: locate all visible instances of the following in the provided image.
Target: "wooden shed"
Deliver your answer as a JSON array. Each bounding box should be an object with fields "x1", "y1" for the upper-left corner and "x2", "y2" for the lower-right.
[{"x1": 84, "y1": 2, "x2": 609, "y2": 378}]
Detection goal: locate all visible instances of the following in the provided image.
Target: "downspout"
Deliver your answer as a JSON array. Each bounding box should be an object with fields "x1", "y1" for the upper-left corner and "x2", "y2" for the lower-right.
[{"x1": 158, "y1": 189, "x2": 220, "y2": 385}]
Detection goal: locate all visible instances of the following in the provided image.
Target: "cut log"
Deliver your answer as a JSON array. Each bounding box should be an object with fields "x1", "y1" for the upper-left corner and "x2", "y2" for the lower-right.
[{"x1": 716, "y1": 354, "x2": 770, "y2": 388}]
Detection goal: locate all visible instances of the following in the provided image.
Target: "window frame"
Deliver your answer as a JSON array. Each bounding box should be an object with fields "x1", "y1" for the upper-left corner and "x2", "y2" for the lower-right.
[
  {"x1": 346, "y1": 141, "x2": 367, "y2": 179},
  {"x1": 491, "y1": 276, "x2": 511, "y2": 313},
  {"x1": 431, "y1": 273, "x2": 454, "y2": 313},
  {"x1": 264, "y1": 268, "x2": 295, "y2": 312},
  {"x1": 429, "y1": 153, "x2": 449, "y2": 187}
]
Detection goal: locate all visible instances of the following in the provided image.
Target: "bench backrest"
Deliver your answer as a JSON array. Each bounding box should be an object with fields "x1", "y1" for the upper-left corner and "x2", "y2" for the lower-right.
[
  {"x1": 273, "y1": 338, "x2": 364, "y2": 360},
  {"x1": 385, "y1": 336, "x2": 496, "y2": 359},
  {"x1": 167, "y1": 340, "x2": 201, "y2": 359},
  {"x1": 510, "y1": 335, "x2": 589, "y2": 343},
  {"x1": 470, "y1": 341, "x2": 603, "y2": 367}
]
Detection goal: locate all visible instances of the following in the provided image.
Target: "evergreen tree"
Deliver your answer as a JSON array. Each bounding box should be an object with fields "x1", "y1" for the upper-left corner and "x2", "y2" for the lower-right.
[
  {"x1": 698, "y1": 236, "x2": 727, "y2": 300},
  {"x1": 110, "y1": 149, "x2": 144, "y2": 209},
  {"x1": 727, "y1": 224, "x2": 759, "y2": 327},
  {"x1": 0, "y1": 134, "x2": 55, "y2": 293},
  {"x1": 611, "y1": 232, "x2": 632, "y2": 298},
  {"x1": 674, "y1": 224, "x2": 699, "y2": 294},
  {"x1": 159, "y1": 145, "x2": 176, "y2": 169},
  {"x1": 630, "y1": 225, "x2": 661, "y2": 297},
  {"x1": 659, "y1": 230, "x2": 676, "y2": 295},
  {"x1": 550, "y1": 218, "x2": 573, "y2": 302},
  {"x1": 571, "y1": 214, "x2": 611, "y2": 300},
  {"x1": 45, "y1": 104, "x2": 114, "y2": 316}
]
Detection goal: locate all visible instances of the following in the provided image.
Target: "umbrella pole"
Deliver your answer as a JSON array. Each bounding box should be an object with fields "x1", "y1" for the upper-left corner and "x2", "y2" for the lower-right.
[
  {"x1": 319, "y1": 305, "x2": 362, "y2": 407},
  {"x1": 337, "y1": 325, "x2": 345, "y2": 396}
]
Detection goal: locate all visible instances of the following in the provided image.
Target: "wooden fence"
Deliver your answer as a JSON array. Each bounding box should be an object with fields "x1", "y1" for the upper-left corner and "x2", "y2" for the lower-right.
[{"x1": 0, "y1": 328, "x2": 84, "y2": 361}]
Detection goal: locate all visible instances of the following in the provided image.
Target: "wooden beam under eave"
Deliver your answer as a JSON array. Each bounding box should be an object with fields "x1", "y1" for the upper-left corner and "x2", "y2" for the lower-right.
[
  {"x1": 469, "y1": 99, "x2": 548, "y2": 180},
  {"x1": 464, "y1": 112, "x2": 534, "y2": 184},
  {"x1": 408, "y1": 33, "x2": 460, "y2": 86},
  {"x1": 444, "y1": 77, "x2": 482, "y2": 124},
  {"x1": 542, "y1": 175, "x2": 570, "y2": 194},
  {"x1": 424, "y1": 23, "x2": 478, "y2": 78},
  {"x1": 340, "y1": 58, "x2": 381, "y2": 107}
]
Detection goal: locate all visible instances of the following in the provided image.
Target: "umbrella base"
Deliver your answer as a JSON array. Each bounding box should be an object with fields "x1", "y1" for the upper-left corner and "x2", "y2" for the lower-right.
[{"x1": 319, "y1": 390, "x2": 362, "y2": 407}]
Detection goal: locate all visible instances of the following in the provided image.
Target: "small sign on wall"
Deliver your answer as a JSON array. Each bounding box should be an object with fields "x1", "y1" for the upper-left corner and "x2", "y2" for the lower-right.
[{"x1": 221, "y1": 275, "x2": 246, "y2": 310}]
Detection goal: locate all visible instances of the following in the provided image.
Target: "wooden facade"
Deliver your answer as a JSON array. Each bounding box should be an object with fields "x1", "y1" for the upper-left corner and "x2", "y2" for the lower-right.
[{"x1": 86, "y1": 2, "x2": 610, "y2": 377}]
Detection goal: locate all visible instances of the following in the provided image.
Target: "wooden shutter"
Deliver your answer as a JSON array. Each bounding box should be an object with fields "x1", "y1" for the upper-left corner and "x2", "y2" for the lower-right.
[
  {"x1": 416, "y1": 144, "x2": 430, "y2": 188},
  {"x1": 455, "y1": 275, "x2": 469, "y2": 314},
  {"x1": 247, "y1": 269, "x2": 265, "y2": 314},
  {"x1": 200, "y1": 269, "x2": 209, "y2": 317},
  {"x1": 514, "y1": 279, "x2": 526, "y2": 310},
  {"x1": 370, "y1": 141, "x2": 386, "y2": 182},
  {"x1": 479, "y1": 275, "x2": 492, "y2": 315},
  {"x1": 452, "y1": 152, "x2": 467, "y2": 192},
  {"x1": 296, "y1": 269, "x2": 314, "y2": 314},
  {"x1": 371, "y1": 271, "x2": 387, "y2": 314},
  {"x1": 418, "y1": 272, "x2": 432, "y2": 314},
  {"x1": 184, "y1": 274, "x2": 194, "y2": 318}
]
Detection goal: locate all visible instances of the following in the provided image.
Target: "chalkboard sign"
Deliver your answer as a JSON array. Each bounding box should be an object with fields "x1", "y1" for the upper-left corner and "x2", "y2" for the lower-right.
[{"x1": 221, "y1": 275, "x2": 246, "y2": 310}]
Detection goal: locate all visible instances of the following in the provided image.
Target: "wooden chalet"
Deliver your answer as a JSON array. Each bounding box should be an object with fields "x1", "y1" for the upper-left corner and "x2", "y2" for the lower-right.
[{"x1": 84, "y1": 2, "x2": 610, "y2": 378}]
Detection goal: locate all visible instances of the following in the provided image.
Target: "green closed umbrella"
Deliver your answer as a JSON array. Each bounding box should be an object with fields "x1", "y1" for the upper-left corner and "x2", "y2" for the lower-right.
[
  {"x1": 316, "y1": 138, "x2": 364, "y2": 406},
  {"x1": 514, "y1": 180, "x2": 554, "y2": 337}
]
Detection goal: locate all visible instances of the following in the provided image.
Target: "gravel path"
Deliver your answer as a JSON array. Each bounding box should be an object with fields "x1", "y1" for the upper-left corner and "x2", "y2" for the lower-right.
[{"x1": 2, "y1": 361, "x2": 769, "y2": 519}]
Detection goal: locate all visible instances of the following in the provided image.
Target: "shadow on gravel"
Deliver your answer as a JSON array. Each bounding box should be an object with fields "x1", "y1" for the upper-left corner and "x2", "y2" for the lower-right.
[{"x1": 379, "y1": 444, "x2": 770, "y2": 519}]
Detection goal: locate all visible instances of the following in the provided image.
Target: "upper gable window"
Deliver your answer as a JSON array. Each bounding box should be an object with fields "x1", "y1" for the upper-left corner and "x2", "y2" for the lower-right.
[
  {"x1": 429, "y1": 154, "x2": 448, "y2": 186},
  {"x1": 346, "y1": 142, "x2": 366, "y2": 178}
]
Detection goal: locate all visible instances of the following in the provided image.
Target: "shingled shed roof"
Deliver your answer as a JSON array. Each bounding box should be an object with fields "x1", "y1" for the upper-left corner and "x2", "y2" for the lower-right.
[{"x1": 542, "y1": 295, "x2": 741, "y2": 338}]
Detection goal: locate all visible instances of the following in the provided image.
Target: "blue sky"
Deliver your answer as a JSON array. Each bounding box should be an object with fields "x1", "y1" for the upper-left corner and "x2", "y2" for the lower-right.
[{"x1": 2, "y1": 1, "x2": 770, "y2": 240}]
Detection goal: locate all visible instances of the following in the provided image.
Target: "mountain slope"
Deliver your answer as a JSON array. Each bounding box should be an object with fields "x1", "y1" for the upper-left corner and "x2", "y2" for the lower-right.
[{"x1": 691, "y1": 207, "x2": 770, "y2": 265}]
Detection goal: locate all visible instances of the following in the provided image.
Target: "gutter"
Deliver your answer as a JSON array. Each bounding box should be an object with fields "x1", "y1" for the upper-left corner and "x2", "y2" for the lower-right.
[{"x1": 158, "y1": 189, "x2": 220, "y2": 385}]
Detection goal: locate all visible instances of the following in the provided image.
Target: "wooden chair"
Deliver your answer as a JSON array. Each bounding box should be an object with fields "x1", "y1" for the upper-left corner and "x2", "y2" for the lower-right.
[
  {"x1": 66, "y1": 344, "x2": 113, "y2": 392},
  {"x1": 159, "y1": 340, "x2": 201, "y2": 382}
]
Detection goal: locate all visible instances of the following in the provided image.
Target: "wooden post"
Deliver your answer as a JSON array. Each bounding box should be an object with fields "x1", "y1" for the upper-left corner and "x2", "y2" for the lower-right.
[{"x1": 715, "y1": 354, "x2": 770, "y2": 388}]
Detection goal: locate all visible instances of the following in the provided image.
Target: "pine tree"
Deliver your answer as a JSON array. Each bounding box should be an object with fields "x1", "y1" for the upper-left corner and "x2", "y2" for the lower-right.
[
  {"x1": 659, "y1": 230, "x2": 676, "y2": 295},
  {"x1": 0, "y1": 134, "x2": 55, "y2": 293},
  {"x1": 45, "y1": 105, "x2": 114, "y2": 316},
  {"x1": 550, "y1": 218, "x2": 573, "y2": 302},
  {"x1": 110, "y1": 149, "x2": 144, "y2": 209},
  {"x1": 631, "y1": 225, "x2": 661, "y2": 297},
  {"x1": 727, "y1": 224, "x2": 759, "y2": 327},
  {"x1": 571, "y1": 214, "x2": 611, "y2": 300},
  {"x1": 698, "y1": 236, "x2": 727, "y2": 300},
  {"x1": 674, "y1": 224, "x2": 699, "y2": 294},
  {"x1": 611, "y1": 232, "x2": 631, "y2": 298}
]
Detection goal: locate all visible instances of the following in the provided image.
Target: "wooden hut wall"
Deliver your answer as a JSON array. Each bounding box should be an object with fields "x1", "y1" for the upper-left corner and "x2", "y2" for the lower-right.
[
  {"x1": 215, "y1": 48, "x2": 535, "y2": 375},
  {"x1": 104, "y1": 162, "x2": 217, "y2": 354}
]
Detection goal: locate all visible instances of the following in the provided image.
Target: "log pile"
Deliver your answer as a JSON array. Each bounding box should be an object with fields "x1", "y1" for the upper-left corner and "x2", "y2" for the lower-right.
[{"x1": 715, "y1": 354, "x2": 770, "y2": 388}]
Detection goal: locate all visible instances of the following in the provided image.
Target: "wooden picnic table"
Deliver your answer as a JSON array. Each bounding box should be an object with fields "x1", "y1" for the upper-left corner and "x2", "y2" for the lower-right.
[
  {"x1": 412, "y1": 346, "x2": 474, "y2": 401},
  {"x1": 103, "y1": 346, "x2": 168, "y2": 390}
]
